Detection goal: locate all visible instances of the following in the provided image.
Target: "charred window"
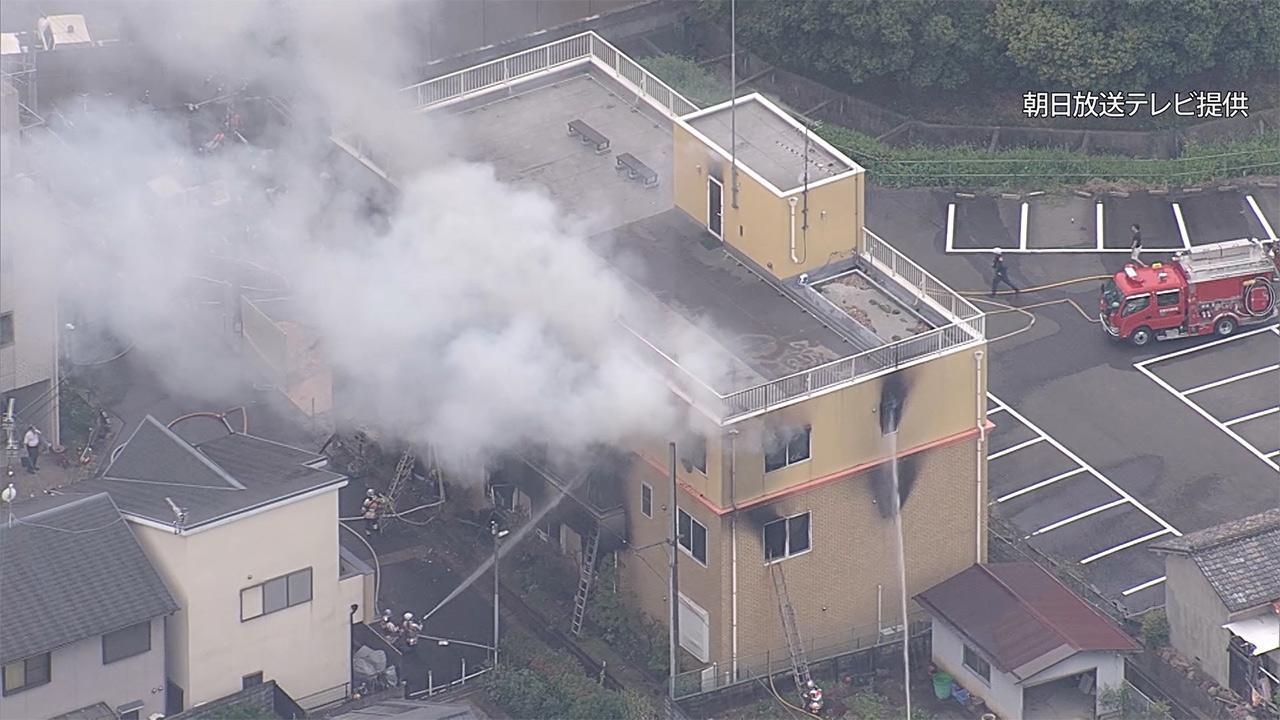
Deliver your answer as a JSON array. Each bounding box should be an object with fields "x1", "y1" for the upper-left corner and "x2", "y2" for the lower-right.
[
  {"x1": 641, "y1": 483, "x2": 653, "y2": 518},
  {"x1": 690, "y1": 436, "x2": 707, "y2": 474},
  {"x1": 677, "y1": 508, "x2": 707, "y2": 565},
  {"x1": 0, "y1": 312, "x2": 12, "y2": 347},
  {"x1": 764, "y1": 512, "x2": 812, "y2": 561},
  {"x1": 765, "y1": 426, "x2": 811, "y2": 473}
]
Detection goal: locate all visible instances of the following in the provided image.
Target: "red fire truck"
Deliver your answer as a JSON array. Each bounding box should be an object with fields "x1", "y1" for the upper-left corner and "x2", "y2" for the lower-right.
[{"x1": 1101, "y1": 238, "x2": 1278, "y2": 346}]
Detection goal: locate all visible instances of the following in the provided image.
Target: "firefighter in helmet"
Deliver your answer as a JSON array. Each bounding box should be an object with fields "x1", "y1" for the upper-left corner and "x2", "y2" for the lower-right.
[
  {"x1": 401, "y1": 612, "x2": 422, "y2": 653},
  {"x1": 804, "y1": 679, "x2": 824, "y2": 714},
  {"x1": 362, "y1": 488, "x2": 386, "y2": 536}
]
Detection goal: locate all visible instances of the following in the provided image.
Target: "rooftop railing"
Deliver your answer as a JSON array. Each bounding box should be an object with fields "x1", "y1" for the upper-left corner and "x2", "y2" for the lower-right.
[{"x1": 401, "y1": 31, "x2": 697, "y2": 119}]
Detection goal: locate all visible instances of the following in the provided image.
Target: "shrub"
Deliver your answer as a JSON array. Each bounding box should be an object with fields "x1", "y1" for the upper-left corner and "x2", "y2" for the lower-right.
[
  {"x1": 1141, "y1": 609, "x2": 1170, "y2": 648},
  {"x1": 639, "y1": 54, "x2": 729, "y2": 108},
  {"x1": 486, "y1": 629, "x2": 631, "y2": 720},
  {"x1": 587, "y1": 555, "x2": 669, "y2": 676}
]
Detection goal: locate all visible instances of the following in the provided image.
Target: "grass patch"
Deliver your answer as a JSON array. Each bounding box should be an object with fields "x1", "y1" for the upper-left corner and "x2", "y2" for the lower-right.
[{"x1": 640, "y1": 55, "x2": 1280, "y2": 189}]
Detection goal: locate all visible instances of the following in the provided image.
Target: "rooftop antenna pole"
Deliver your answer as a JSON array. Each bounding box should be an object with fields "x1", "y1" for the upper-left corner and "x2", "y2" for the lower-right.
[{"x1": 729, "y1": 0, "x2": 739, "y2": 209}]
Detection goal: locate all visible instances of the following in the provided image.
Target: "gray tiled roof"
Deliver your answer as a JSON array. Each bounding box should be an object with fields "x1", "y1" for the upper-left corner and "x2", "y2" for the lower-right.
[
  {"x1": 68, "y1": 416, "x2": 345, "y2": 529},
  {"x1": 0, "y1": 493, "x2": 178, "y2": 665},
  {"x1": 1151, "y1": 508, "x2": 1280, "y2": 612}
]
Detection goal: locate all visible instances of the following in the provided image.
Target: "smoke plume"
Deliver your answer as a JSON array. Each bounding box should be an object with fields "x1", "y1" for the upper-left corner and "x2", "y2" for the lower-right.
[{"x1": 1, "y1": 1, "x2": 719, "y2": 466}]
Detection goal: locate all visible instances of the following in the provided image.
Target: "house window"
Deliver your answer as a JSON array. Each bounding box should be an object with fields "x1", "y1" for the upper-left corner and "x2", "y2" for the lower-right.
[
  {"x1": 2, "y1": 653, "x2": 50, "y2": 696},
  {"x1": 0, "y1": 312, "x2": 13, "y2": 347},
  {"x1": 103, "y1": 621, "x2": 151, "y2": 664},
  {"x1": 763, "y1": 512, "x2": 812, "y2": 562},
  {"x1": 241, "y1": 567, "x2": 313, "y2": 621},
  {"x1": 963, "y1": 644, "x2": 991, "y2": 683},
  {"x1": 243, "y1": 671, "x2": 264, "y2": 688},
  {"x1": 765, "y1": 426, "x2": 811, "y2": 473},
  {"x1": 641, "y1": 483, "x2": 653, "y2": 518},
  {"x1": 677, "y1": 508, "x2": 707, "y2": 565}
]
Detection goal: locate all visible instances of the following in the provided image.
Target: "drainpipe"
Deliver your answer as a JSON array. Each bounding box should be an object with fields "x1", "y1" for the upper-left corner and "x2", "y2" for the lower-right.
[
  {"x1": 974, "y1": 350, "x2": 985, "y2": 562},
  {"x1": 789, "y1": 196, "x2": 800, "y2": 263},
  {"x1": 728, "y1": 429, "x2": 740, "y2": 680}
]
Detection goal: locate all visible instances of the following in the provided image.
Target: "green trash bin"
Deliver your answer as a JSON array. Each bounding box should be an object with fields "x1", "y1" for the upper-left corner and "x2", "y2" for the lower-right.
[{"x1": 932, "y1": 672, "x2": 953, "y2": 700}]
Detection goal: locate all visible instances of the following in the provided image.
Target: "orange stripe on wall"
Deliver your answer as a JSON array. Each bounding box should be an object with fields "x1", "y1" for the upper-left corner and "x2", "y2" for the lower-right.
[{"x1": 638, "y1": 421, "x2": 994, "y2": 516}]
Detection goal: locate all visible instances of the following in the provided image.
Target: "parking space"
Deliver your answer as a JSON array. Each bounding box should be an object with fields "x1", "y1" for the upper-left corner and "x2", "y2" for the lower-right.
[
  {"x1": 1026, "y1": 195, "x2": 1095, "y2": 250},
  {"x1": 1134, "y1": 325, "x2": 1280, "y2": 472},
  {"x1": 947, "y1": 187, "x2": 1277, "y2": 255},
  {"x1": 986, "y1": 394, "x2": 1182, "y2": 608},
  {"x1": 1178, "y1": 191, "x2": 1256, "y2": 246}
]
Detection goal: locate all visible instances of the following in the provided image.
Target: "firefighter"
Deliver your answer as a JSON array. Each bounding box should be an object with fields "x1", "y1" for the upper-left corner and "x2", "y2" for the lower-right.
[
  {"x1": 1130, "y1": 224, "x2": 1144, "y2": 265},
  {"x1": 804, "y1": 680, "x2": 824, "y2": 714},
  {"x1": 990, "y1": 249, "x2": 1020, "y2": 296},
  {"x1": 379, "y1": 608, "x2": 401, "y2": 641},
  {"x1": 401, "y1": 612, "x2": 422, "y2": 653},
  {"x1": 362, "y1": 489, "x2": 386, "y2": 536}
]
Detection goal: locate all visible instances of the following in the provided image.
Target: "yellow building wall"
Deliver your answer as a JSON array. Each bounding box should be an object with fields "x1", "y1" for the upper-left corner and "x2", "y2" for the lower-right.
[{"x1": 671, "y1": 122, "x2": 864, "y2": 280}]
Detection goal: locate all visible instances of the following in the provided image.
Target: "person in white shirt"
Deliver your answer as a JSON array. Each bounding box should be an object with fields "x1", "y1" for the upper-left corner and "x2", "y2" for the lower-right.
[{"x1": 23, "y1": 426, "x2": 43, "y2": 473}]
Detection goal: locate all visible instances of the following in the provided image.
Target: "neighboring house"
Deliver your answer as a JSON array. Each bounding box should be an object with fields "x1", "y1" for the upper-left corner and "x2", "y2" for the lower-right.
[
  {"x1": 64, "y1": 415, "x2": 375, "y2": 713},
  {"x1": 1152, "y1": 508, "x2": 1280, "y2": 704},
  {"x1": 915, "y1": 563, "x2": 1140, "y2": 720},
  {"x1": 0, "y1": 492, "x2": 178, "y2": 720},
  {"x1": 394, "y1": 32, "x2": 988, "y2": 695}
]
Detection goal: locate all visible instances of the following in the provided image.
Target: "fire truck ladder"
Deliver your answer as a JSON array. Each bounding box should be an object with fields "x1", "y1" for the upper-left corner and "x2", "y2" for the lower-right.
[
  {"x1": 570, "y1": 522, "x2": 601, "y2": 637},
  {"x1": 770, "y1": 563, "x2": 814, "y2": 695}
]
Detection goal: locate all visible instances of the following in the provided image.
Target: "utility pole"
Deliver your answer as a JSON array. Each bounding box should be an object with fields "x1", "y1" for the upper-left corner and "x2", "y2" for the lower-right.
[
  {"x1": 729, "y1": 0, "x2": 739, "y2": 209},
  {"x1": 491, "y1": 520, "x2": 508, "y2": 667},
  {"x1": 667, "y1": 441, "x2": 680, "y2": 699}
]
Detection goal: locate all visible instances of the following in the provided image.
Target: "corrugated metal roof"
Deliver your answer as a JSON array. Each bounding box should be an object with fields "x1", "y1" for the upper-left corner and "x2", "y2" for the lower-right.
[{"x1": 914, "y1": 563, "x2": 1138, "y2": 680}]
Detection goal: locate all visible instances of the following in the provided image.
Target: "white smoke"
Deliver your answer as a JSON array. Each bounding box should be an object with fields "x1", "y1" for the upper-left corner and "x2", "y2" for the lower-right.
[{"x1": 2, "y1": 0, "x2": 726, "y2": 465}]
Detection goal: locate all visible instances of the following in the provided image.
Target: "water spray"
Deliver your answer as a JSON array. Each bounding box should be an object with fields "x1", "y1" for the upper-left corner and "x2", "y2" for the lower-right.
[{"x1": 879, "y1": 373, "x2": 912, "y2": 720}]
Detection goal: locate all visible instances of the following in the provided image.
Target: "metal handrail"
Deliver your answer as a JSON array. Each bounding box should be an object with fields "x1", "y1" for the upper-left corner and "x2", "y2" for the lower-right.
[
  {"x1": 863, "y1": 228, "x2": 984, "y2": 322},
  {"x1": 399, "y1": 31, "x2": 699, "y2": 120}
]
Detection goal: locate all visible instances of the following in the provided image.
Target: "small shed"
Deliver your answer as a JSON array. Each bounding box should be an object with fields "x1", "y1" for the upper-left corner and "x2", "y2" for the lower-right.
[{"x1": 915, "y1": 563, "x2": 1140, "y2": 720}]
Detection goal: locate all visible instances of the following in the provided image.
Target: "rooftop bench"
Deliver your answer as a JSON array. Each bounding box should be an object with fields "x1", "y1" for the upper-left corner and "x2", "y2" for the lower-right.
[
  {"x1": 616, "y1": 152, "x2": 659, "y2": 188},
  {"x1": 567, "y1": 119, "x2": 610, "y2": 154}
]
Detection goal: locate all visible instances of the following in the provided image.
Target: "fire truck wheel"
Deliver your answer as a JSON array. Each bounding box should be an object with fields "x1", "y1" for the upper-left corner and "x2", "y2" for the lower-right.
[
  {"x1": 1129, "y1": 327, "x2": 1153, "y2": 347},
  {"x1": 1214, "y1": 316, "x2": 1237, "y2": 337}
]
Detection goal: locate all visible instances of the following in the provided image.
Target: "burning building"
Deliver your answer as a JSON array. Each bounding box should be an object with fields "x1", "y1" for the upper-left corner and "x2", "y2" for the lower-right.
[{"x1": 377, "y1": 33, "x2": 991, "y2": 695}]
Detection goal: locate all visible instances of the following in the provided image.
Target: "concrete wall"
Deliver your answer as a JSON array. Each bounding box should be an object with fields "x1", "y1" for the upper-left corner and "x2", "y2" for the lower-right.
[
  {"x1": 0, "y1": 617, "x2": 166, "y2": 720},
  {"x1": 130, "y1": 489, "x2": 351, "y2": 709},
  {"x1": 0, "y1": 182, "x2": 60, "y2": 446},
  {"x1": 670, "y1": 122, "x2": 864, "y2": 280},
  {"x1": 931, "y1": 619, "x2": 1024, "y2": 720},
  {"x1": 1164, "y1": 553, "x2": 1231, "y2": 686},
  {"x1": 622, "y1": 431, "x2": 981, "y2": 673}
]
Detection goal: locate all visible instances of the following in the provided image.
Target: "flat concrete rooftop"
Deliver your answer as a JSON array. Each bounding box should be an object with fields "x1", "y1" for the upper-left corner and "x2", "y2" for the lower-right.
[
  {"x1": 443, "y1": 65, "x2": 912, "y2": 390},
  {"x1": 684, "y1": 96, "x2": 852, "y2": 193}
]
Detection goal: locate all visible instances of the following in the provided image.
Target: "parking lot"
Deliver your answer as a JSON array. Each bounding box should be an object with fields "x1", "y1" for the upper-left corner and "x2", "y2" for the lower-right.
[
  {"x1": 987, "y1": 393, "x2": 1181, "y2": 611},
  {"x1": 1134, "y1": 325, "x2": 1280, "y2": 473},
  {"x1": 945, "y1": 188, "x2": 1279, "y2": 255}
]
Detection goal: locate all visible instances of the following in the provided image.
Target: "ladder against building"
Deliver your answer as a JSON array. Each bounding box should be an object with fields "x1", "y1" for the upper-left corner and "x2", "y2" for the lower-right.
[
  {"x1": 386, "y1": 449, "x2": 416, "y2": 510},
  {"x1": 570, "y1": 522, "x2": 601, "y2": 636},
  {"x1": 770, "y1": 563, "x2": 814, "y2": 695}
]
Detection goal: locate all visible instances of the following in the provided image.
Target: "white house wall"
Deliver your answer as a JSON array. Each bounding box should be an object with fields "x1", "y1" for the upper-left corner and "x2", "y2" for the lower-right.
[
  {"x1": 1164, "y1": 553, "x2": 1232, "y2": 686},
  {"x1": 0, "y1": 617, "x2": 166, "y2": 720},
  {"x1": 130, "y1": 489, "x2": 351, "y2": 709},
  {"x1": 930, "y1": 619, "x2": 1024, "y2": 720}
]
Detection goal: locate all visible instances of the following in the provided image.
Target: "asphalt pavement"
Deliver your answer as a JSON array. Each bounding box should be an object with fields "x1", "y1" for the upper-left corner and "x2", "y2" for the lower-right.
[{"x1": 869, "y1": 185, "x2": 1280, "y2": 614}]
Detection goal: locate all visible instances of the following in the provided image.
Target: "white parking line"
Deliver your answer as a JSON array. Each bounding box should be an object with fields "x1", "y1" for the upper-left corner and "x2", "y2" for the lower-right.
[
  {"x1": 1268, "y1": 450, "x2": 1280, "y2": 458},
  {"x1": 1225, "y1": 407, "x2": 1280, "y2": 426},
  {"x1": 988, "y1": 436, "x2": 1045, "y2": 460},
  {"x1": 990, "y1": 395, "x2": 1182, "y2": 536},
  {"x1": 1080, "y1": 529, "x2": 1173, "y2": 565},
  {"x1": 1247, "y1": 194, "x2": 1278, "y2": 241},
  {"x1": 1020, "y1": 202, "x2": 1029, "y2": 250},
  {"x1": 1134, "y1": 362, "x2": 1280, "y2": 472},
  {"x1": 946, "y1": 203, "x2": 956, "y2": 253},
  {"x1": 1172, "y1": 202, "x2": 1191, "y2": 249},
  {"x1": 994, "y1": 468, "x2": 1088, "y2": 504},
  {"x1": 1095, "y1": 202, "x2": 1104, "y2": 250},
  {"x1": 1135, "y1": 324, "x2": 1280, "y2": 367},
  {"x1": 1123, "y1": 577, "x2": 1166, "y2": 596},
  {"x1": 987, "y1": 406, "x2": 1007, "y2": 416},
  {"x1": 1184, "y1": 364, "x2": 1279, "y2": 395},
  {"x1": 1027, "y1": 498, "x2": 1129, "y2": 538}
]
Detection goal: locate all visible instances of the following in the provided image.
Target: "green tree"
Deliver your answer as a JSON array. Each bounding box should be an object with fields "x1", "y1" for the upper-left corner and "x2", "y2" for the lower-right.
[{"x1": 702, "y1": 0, "x2": 1005, "y2": 91}]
